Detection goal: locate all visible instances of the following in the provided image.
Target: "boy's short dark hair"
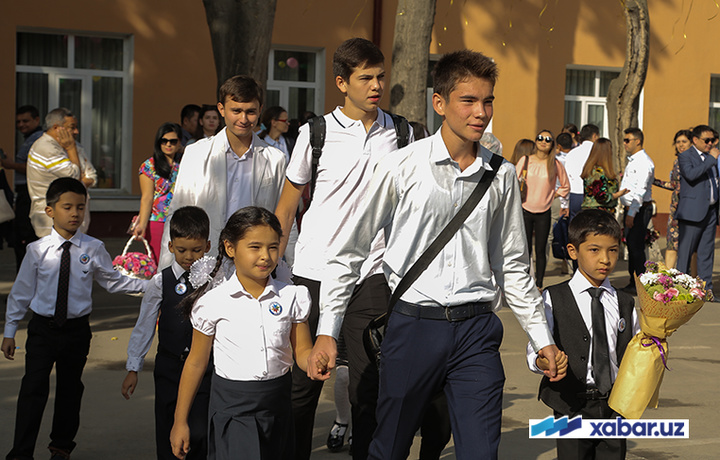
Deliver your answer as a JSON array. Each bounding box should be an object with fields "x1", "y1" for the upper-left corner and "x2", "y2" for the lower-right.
[
  {"x1": 556, "y1": 132, "x2": 573, "y2": 150},
  {"x1": 218, "y1": 75, "x2": 263, "y2": 106},
  {"x1": 169, "y1": 206, "x2": 210, "y2": 241},
  {"x1": 432, "y1": 50, "x2": 498, "y2": 101},
  {"x1": 180, "y1": 104, "x2": 200, "y2": 122},
  {"x1": 568, "y1": 209, "x2": 621, "y2": 248},
  {"x1": 579, "y1": 124, "x2": 600, "y2": 142},
  {"x1": 333, "y1": 38, "x2": 385, "y2": 81},
  {"x1": 46, "y1": 177, "x2": 87, "y2": 207}
]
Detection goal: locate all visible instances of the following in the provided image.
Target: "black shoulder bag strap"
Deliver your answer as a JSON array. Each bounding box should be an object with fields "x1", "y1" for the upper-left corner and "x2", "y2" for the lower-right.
[
  {"x1": 387, "y1": 152, "x2": 505, "y2": 308},
  {"x1": 308, "y1": 116, "x2": 326, "y2": 202}
]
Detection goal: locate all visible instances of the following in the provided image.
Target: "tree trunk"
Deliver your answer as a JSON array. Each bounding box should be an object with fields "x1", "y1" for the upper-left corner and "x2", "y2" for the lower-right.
[
  {"x1": 203, "y1": 0, "x2": 278, "y2": 94},
  {"x1": 388, "y1": 0, "x2": 437, "y2": 124},
  {"x1": 606, "y1": 0, "x2": 649, "y2": 172}
]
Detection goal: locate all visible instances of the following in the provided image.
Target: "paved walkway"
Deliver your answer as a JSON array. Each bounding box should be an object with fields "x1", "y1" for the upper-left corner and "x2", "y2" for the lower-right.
[{"x1": 1, "y1": 238, "x2": 718, "y2": 459}]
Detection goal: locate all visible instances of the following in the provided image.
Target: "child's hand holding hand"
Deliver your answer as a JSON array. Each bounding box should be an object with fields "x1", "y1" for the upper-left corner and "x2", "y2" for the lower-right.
[
  {"x1": 121, "y1": 371, "x2": 138, "y2": 399},
  {"x1": 313, "y1": 351, "x2": 330, "y2": 376},
  {"x1": 537, "y1": 350, "x2": 568, "y2": 382},
  {"x1": 1, "y1": 337, "x2": 15, "y2": 360}
]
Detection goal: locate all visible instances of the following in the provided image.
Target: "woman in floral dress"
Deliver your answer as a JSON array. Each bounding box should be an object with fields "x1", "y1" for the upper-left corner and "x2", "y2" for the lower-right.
[
  {"x1": 133, "y1": 122, "x2": 183, "y2": 263},
  {"x1": 653, "y1": 129, "x2": 692, "y2": 268},
  {"x1": 581, "y1": 138, "x2": 628, "y2": 212}
]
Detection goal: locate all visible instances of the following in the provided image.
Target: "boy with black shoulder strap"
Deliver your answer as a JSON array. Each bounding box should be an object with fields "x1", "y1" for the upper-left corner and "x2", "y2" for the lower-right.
[
  {"x1": 274, "y1": 38, "x2": 414, "y2": 460},
  {"x1": 528, "y1": 209, "x2": 640, "y2": 460}
]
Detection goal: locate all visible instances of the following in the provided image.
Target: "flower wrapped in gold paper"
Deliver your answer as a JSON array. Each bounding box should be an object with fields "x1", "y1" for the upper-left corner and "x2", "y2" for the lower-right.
[{"x1": 608, "y1": 262, "x2": 708, "y2": 419}]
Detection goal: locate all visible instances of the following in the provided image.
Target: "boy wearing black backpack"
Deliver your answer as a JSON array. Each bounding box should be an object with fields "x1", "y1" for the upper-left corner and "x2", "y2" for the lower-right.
[{"x1": 274, "y1": 37, "x2": 412, "y2": 460}]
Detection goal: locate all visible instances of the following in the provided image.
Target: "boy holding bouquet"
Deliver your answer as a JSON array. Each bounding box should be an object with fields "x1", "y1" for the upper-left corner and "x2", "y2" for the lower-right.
[{"x1": 527, "y1": 209, "x2": 640, "y2": 459}]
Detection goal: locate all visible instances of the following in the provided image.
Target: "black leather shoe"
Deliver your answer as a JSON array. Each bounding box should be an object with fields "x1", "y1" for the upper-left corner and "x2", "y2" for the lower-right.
[{"x1": 326, "y1": 421, "x2": 348, "y2": 452}]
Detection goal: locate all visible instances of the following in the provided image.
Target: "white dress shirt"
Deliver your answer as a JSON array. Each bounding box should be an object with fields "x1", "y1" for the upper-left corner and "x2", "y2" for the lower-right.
[
  {"x1": 286, "y1": 107, "x2": 412, "y2": 284},
  {"x1": 526, "y1": 270, "x2": 640, "y2": 384},
  {"x1": 125, "y1": 261, "x2": 186, "y2": 372},
  {"x1": 191, "y1": 274, "x2": 311, "y2": 381},
  {"x1": 263, "y1": 135, "x2": 290, "y2": 163},
  {"x1": 4, "y1": 228, "x2": 148, "y2": 338},
  {"x1": 564, "y1": 140, "x2": 594, "y2": 195},
  {"x1": 619, "y1": 149, "x2": 654, "y2": 216},
  {"x1": 225, "y1": 138, "x2": 255, "y2": 218},
  {"x1": 318, "y1": 130, "x2": 554, "y2": 352}
]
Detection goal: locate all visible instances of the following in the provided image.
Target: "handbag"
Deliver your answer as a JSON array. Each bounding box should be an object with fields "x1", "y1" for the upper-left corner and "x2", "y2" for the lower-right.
[
  {"x1": 112, "y1": 236, "x2": 158, "y2": 279},
  {"x1": 363, "y1": 153, "x2": 505, "y2": 368},
  {"x1": 518, "y1": 155, "x2": 528, "y2": 202},
  {"x1": 0, "y1": 191, "x2": 14, "y2": 224}
]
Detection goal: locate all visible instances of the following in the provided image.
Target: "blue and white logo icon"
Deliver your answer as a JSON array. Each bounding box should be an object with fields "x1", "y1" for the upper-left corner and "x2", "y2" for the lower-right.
[{"x1": 530, "y1": 416, "x2": 582, "y2": 437}]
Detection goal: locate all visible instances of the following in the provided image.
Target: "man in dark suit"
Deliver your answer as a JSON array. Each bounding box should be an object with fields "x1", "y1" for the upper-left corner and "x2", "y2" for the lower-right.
[{"x1": 677, "y1": 124, "x2": 719, "y2": 294}]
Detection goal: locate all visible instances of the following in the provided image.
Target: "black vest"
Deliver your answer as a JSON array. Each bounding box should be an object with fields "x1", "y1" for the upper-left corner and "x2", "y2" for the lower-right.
[
  {"x1": 157, "y1": 267, "x2": 194, "y2": 358},
  {"x1": 538, "y1": 281, "x2": 634, "y2": 415}
]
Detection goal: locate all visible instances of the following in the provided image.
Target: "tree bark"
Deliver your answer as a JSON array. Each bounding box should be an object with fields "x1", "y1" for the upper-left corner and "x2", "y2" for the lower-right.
[
  {"x1": 388, "y1": 0, "x2": 437, "y2": 124},
  {"x1": 203, "y1": 0, "x2": 278, "y2": 94},
  {"x1": 606, "y1": 0, "x2": 649, "y2": 172}
]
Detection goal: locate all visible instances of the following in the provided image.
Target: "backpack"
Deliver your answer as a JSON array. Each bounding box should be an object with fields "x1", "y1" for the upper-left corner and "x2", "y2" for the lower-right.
[
  {"x1": 306, "y1": 113, "x2": 411, "y2": 202},
  {"x1": 551, "y1": 215, "x2": 570, "y2": 260}
]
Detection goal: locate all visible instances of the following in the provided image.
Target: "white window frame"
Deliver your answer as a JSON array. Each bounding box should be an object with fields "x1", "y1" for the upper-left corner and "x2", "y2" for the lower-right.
[
  {"x1": 564, "y1": 66, "x2": 645, "y2": 137},
  {"x1": 266, "y1": 46, "x2": 324, "y2": 118},
  {"x1": 16, "y1": 29, "x2": 134, "y2": 199}
]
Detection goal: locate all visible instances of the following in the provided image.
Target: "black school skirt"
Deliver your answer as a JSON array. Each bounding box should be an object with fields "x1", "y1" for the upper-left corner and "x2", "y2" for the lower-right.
[{"x1": 208, "y1": 371, "x2": 293, "y2": 460}]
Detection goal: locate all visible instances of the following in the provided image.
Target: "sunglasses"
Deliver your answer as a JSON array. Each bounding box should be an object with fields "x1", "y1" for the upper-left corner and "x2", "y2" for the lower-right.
[
  {"x1": 622, "y1": 138, "x2": 635, "y2": 143},
  {"x1": 701, "y1": 137, "x2": 717, "y2": 144},
  {"x1": 160, "y1": 138, "x2": 179, "y2": 146},
  {"x1": 536, "y1": 135, "x2": 553, "y2": 143}
]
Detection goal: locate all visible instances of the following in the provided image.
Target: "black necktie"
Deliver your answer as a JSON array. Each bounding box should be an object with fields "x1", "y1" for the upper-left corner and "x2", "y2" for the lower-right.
[
  {"x1": 55, "y1": 241, "x2": 72, "y2": 326},
  {"x1": 588, "y1": 287, "x2": 612, "y2": 395}
]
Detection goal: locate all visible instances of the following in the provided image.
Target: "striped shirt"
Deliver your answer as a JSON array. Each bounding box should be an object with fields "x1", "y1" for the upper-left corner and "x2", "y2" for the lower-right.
[{"x1": 27, "y1": 133, "x2": 82, "y2": 237}]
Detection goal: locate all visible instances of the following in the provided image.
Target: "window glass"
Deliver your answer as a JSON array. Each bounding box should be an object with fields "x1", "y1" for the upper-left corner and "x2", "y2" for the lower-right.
[
  {"x1": 710, "y1": 108, "x2": 720, "y2": 134},
  {"x1": 273, "y1": 50, "x2": 316, "y2": 82},
  {"x1": 565, "y1": 69, "x2": 595, "y2": 96},
  {"x1": 564, "y1": 100, "x2": 582, "y2": 128},
  {"x1": 288, "y1": 87, "x2": 315, "y2": 120},
  {"x1": 59, "y1": 78, "x2": 82, "y2": 122},
  {"x1": 92, "y1": 77, "x2": 123, "y2": 188},
  {"x1": 599, "y1": 71, "x2": 620, "y2": 97},
  {"x1": 710, "y1": 76, "x2": 720, "y2": 103},
  {"x1": 17, "y1": 32, "x2": 67, "y2": 67},
  {"x1": 75, "y1": 36, "x2": 124, "y2": 71}
]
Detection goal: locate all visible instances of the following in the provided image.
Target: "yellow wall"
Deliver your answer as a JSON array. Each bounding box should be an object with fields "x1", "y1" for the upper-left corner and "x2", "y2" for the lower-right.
[{"x1": 2, "y1": 0, "x2": 720, "y2": 216}]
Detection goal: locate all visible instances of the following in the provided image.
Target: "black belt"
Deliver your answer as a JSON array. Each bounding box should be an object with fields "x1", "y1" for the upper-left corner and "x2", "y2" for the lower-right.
[
  {"x1": 578, "y1": 388, "x2": 609, "y2": 401},
  {"x1": 157, "y1": 345, "x2": 189, "y2": 362},
  {"x1": 393, "y1": 300, "x2": 493, "y2": 322},
  {"x1": 32, "y1": 312, "x2": 89, "y2": 329}
]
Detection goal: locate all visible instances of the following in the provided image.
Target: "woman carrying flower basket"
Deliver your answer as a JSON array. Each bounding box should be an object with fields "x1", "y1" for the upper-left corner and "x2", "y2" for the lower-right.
[{"x1": 581, "y1": 138, "x2": 628, "y2": 213}]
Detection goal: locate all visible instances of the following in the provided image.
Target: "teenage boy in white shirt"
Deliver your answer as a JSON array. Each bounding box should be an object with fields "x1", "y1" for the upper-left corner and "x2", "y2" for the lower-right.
[
  {"x1": 308, "y1": 50, "x2": 562, "y2": 460},
  {"x1": 275, "y1": 38, "x2": 412, "y2": 460}
]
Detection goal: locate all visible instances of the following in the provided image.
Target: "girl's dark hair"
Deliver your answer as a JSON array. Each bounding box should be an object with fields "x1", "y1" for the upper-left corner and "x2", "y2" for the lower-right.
[
  {"x1": 673, "y1": 129, "x2": 693, "y2": 155},
  {"x1": 179, "y1": 206, "x2": 283, "y2": 318},
  {"x1": 259, "y1": 106, "x2": 287, "y2": 140},
  {"x1": 153, "y1": 122, "x2": 183, "y2": 179}
]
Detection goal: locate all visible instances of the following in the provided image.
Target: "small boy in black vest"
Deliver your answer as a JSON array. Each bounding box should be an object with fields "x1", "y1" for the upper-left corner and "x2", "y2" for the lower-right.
[
  {"x1": 527, "y1": 209, "x2": 640, "y2": 459},
  {"x1": 122, "y1": 206, "x2": 212, "y2": 460}
]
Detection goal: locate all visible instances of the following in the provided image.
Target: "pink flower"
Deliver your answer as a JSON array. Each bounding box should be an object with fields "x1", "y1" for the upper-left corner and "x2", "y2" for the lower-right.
[
  {"x1": 665, "y1": 288, "x2": 679, "y2": 298},
  {"x1": 690, "y1": 288, "x2": 705, "y2": 299},
  {"x1": 653, "y1": 291, "x2": 665, "y2": 302}
]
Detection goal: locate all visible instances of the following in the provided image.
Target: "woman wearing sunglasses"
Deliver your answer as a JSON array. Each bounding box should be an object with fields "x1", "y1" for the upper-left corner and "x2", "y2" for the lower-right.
[
  {"x1": 133, "y1": 122, "x2": 184, "y2": 263},
  {"x1": 516, "y1": 130, "x2": 570, "y2": 288}
]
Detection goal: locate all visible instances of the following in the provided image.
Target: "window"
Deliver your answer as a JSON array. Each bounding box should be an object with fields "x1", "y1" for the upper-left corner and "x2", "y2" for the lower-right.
[
  {"x1": 266, "y1": 47, "x2": 324, "y2": 120},
  {"x1": 426, "y1": 58, "x2": 443, "y2": 133},
  {"x1": 16, "y1": 31, "x2": 133, "y2": 192},
  {"x1": 564, "y1": 68, "x2": 621, "y2": 137},
  {"x1": 710, "y1": 76, "x2": 720, "y2": 133}
]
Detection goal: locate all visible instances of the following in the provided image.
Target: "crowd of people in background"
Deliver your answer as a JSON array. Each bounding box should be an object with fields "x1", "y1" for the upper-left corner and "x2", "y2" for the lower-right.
[{"x1": 1, "y1": 34, "x2": 718, "y2": 460}]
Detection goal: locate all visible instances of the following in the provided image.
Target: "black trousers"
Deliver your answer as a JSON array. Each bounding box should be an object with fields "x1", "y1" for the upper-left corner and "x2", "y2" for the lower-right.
[
  {"x1": 7, "y1": 314, "x2": 91, "y2": 460},
  {"x1": 291, "y1": 274, "x2": 391, "y2": 460},
  {"x1": 523, "y1": 208, "x2": 552, "y2": 287},
  {"x1": 555, "y1": 399, "x2": 627, "y2": 460},
  {"x1": 13, "y1": 184, "x2": 37, "y2": 272},
  {"x1": 624, "y1": 202, "x2": 653, "y2": 278},
  {"x1": 154, "y1": 352, "x2": 211, "y2": 460}
]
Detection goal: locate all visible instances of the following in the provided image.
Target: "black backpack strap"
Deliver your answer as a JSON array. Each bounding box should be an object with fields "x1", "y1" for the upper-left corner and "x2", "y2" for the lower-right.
[
  {"x1": 389, "y1": 113, "x2": 411, "y2": 149},
  {"x1": 307, "y1": 116, "x2": 326, "y2": 202}
]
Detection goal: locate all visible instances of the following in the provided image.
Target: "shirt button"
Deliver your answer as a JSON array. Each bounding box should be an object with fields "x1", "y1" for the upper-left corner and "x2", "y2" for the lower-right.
[
  {"x1": 454, "y1": 202, "x2": 458, "y2": 208},
  {"x1": 260, "y1": 347, "x2": 264, "y2": 352},
  {"x1": 447, "y1": 262, "x2": 452, "y2": 267},
  {"x1": 262, "y1": 371, "x2": 268, "y2": 376}
]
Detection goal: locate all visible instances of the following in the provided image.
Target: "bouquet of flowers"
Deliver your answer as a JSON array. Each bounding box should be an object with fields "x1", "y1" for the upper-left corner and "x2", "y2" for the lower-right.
[
  {"x1": 608, "y1": 261, "x2": 708, "y2": 419},
  {"x1": 113, "y1": 236, "x2": 157, "y2": 280}
]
